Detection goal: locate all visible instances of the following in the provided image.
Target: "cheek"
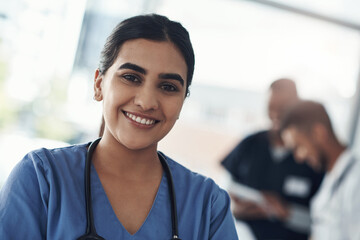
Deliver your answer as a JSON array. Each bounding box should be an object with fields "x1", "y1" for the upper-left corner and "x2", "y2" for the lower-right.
[
  {"x1": 164, "y1": 98, "x2": 184, "y2": 120},
  {"x1": 102, "y1": 89, "x2": 130, "y2": 123},
  {"x1": 103, "y1": 83, "x2": 131, "y2": 105},
  {"x1": 296, "y1": 147, "x2": 308, "y2": 160},
  {"x1": 306, "y1": 142, "x2": 318, "y2": 156},
  {"x1": 304, "y1": 146, "x2": 321, "y2": 165}
]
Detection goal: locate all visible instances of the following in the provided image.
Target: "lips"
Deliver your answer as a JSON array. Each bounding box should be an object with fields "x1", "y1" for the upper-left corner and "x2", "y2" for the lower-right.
[{"x1": 123, "y1": 111, "x2": 159, "y2": 126}]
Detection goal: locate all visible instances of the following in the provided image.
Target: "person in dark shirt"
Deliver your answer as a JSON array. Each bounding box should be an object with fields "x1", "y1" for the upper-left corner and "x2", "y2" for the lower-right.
[{"x1": 222, "y1": 79, "x2": 323, "y2": 240}]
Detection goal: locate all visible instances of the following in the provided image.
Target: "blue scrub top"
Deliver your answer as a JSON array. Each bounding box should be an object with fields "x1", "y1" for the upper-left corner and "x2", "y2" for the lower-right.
[{"x1": 0, "y1": 143, "x2": 238, "y2": 239}]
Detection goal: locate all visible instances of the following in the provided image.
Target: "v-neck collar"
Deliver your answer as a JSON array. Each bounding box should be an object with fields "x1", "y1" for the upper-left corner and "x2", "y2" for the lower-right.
[{"x1": 89, "y1": 162, "x2": 167, "y2": 237}]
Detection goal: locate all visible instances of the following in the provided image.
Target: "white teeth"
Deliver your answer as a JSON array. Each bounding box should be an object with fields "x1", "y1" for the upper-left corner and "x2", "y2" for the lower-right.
[{"x1": 125, "y1": 112, "x2": 156, "y2": 125}]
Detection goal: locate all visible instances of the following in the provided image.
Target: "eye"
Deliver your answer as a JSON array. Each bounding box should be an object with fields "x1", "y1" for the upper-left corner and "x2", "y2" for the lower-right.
[
  {"x1": 160, "y1": 83, "x2": 179, "y2": 92},
  {"x1": 122, "y1": 74, "x2": 141, "y2": 84}
]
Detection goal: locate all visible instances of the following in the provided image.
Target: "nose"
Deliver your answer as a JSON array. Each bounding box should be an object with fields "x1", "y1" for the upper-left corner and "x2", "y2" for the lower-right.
[
  {"x1": 294, "y1": 147, "x2": 307, "y2": 163},
  {"x1": 134, "y1": 85, "x2": 159, "y2": 111}
]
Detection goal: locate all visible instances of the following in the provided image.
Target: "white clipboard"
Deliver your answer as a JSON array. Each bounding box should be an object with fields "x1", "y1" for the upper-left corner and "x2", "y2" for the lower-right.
[
  {"x1": 227, "y1": 179, "x2": 310, "y2": 233},
  {"x1": 227, "y1": 180, "x2": 266, "y2": 205}
]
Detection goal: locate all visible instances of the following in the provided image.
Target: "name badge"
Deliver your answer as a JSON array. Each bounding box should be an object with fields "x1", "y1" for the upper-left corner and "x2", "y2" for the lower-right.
[{"x1": 283, "y1": 176, "x2": 311, "y2": 197}]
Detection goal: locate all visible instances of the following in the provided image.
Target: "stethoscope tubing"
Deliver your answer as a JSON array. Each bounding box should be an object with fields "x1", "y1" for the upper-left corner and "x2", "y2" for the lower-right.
[
  {"x1": 78, "y1": 138, "x2": 181, "y2": 240},
  {"x1": 79, "y1": 138, "x2": 104, "y2": 240},
  {"x1": 158, "y1": 151, "x2": 180, "y2": 239}
]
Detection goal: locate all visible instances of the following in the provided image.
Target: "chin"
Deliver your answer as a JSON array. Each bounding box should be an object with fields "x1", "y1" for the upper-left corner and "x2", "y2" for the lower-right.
[
  {"x1": 310, "y1": 159, "x2": 326, "y2": 172},
  {"x1": 120, "y1": 138, "x2": 158, "y2": 151},
  {"x1": 312, "y1": 164, "x2": 323, "y2": 172},
  {"x1": 122, "y1": 142, "x2": 155, "y2": 151}
]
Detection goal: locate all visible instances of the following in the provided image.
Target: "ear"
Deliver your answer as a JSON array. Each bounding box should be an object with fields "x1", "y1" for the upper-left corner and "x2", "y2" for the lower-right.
[
  {"x1": 312, "y1": 123, "x2": 328, "y2": 144},
  {"x1": 94, "y1": 69, "x2": 103, "y2": 101}
]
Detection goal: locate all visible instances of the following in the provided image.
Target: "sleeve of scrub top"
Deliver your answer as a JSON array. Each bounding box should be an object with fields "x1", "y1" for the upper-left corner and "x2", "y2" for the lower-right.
[
  {"x1": 0, "y1": 153, "x2": 48, "y2": 239},
  {"x1": 209, "y1": 188, "x2": 238, "y2": 240}
]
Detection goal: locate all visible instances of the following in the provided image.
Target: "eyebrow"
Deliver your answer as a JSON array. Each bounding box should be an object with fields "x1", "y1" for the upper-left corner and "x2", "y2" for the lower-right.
[
  {"x1": 118, "y1": 62, "x2": 146, "y2": 75},
  {"x1": 118, "y1": 62, "x2": 185, "y2": 86},
  {"x1": 159, "y1": 73, "x2": 184, "y2": 86}
]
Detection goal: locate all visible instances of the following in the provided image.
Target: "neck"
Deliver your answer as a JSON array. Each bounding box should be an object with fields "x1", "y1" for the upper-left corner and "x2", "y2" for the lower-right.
[{"x1": 92, "y1": 134, "x2": 161, "y2": 179}]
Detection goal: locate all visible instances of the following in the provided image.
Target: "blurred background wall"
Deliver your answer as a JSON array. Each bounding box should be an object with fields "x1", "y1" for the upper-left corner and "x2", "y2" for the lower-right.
[{"x1": 1, "y1": 0, "x2": 360, "y2": 190}]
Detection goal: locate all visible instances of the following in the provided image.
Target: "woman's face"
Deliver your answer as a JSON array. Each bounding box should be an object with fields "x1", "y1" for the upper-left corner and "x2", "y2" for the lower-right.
[{"x1": 94, "y1": 39, "x2": 187, "y2": 151}]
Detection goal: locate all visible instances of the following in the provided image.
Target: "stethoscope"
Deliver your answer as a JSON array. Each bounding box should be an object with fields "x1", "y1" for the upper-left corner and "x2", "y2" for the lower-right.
[{"x1": 77, "y1": 138, "x2": 181, "y2": 240}]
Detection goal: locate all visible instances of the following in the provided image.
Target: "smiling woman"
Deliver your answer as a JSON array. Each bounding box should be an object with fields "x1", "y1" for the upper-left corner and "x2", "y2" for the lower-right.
[
  {"x1": 0, "y1": 14, "x2": 238, "y2": 240},
  {"x1": 95, "y1": 39, "x2": 188, "y2": 151}
]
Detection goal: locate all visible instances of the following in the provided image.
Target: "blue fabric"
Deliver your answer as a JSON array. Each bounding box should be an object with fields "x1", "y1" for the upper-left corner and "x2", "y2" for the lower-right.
[{"x1": 0, "y1": 143, "x2": 238, "y2": 240}]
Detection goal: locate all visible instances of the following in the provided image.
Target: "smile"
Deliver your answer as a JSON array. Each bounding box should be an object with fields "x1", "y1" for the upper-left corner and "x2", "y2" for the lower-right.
[{"x1": 124, "y1": 111, "x2": 158, "y2": 126}]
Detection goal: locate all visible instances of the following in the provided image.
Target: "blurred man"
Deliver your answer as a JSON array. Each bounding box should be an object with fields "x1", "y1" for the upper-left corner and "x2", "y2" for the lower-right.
[
  {"x1": 222, "y1": 79, "x2": 323, "y2": 240},
  {"x1": 280, "y1": 100, "x2": 360, "y2": 240}
]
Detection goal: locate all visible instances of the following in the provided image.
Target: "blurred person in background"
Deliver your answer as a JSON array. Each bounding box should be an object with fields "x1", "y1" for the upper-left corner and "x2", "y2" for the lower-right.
[
  {"x1": 0, "y1": 14, "x2": 238, "y2": 239},
  {"x1": 221, "y1": 79, "x2": 323, "y2": 240},
  {"x1": 280, "y1": 100, "x2": 360, "y2": 240}
]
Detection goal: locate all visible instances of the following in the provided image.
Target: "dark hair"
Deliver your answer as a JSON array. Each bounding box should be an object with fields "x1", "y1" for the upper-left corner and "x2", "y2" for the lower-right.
[
  {"x1": 279, "y1": 100, "x2": 335, "y2": 137},
  {"x1": 270, "y1": 78, "x2": 298, "y2": 97},
  {"x1": 97, "y1": 14, "x2": 195, "y2": 137},
  {"x1": 99, "y1": 14, "x2": 195, "y2": 95}
]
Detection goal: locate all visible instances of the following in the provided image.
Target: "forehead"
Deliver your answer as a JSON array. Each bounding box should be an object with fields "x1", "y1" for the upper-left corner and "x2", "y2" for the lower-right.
[
  {"x1": 282, "y1": 126, "x2": 309, "y2": 146},
  {"x1": 269, "y1": 90, "x2": 292, "y2": 103},
  {"x1": 113, "y1": 39, "x2": 187, "y2": 77}
]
